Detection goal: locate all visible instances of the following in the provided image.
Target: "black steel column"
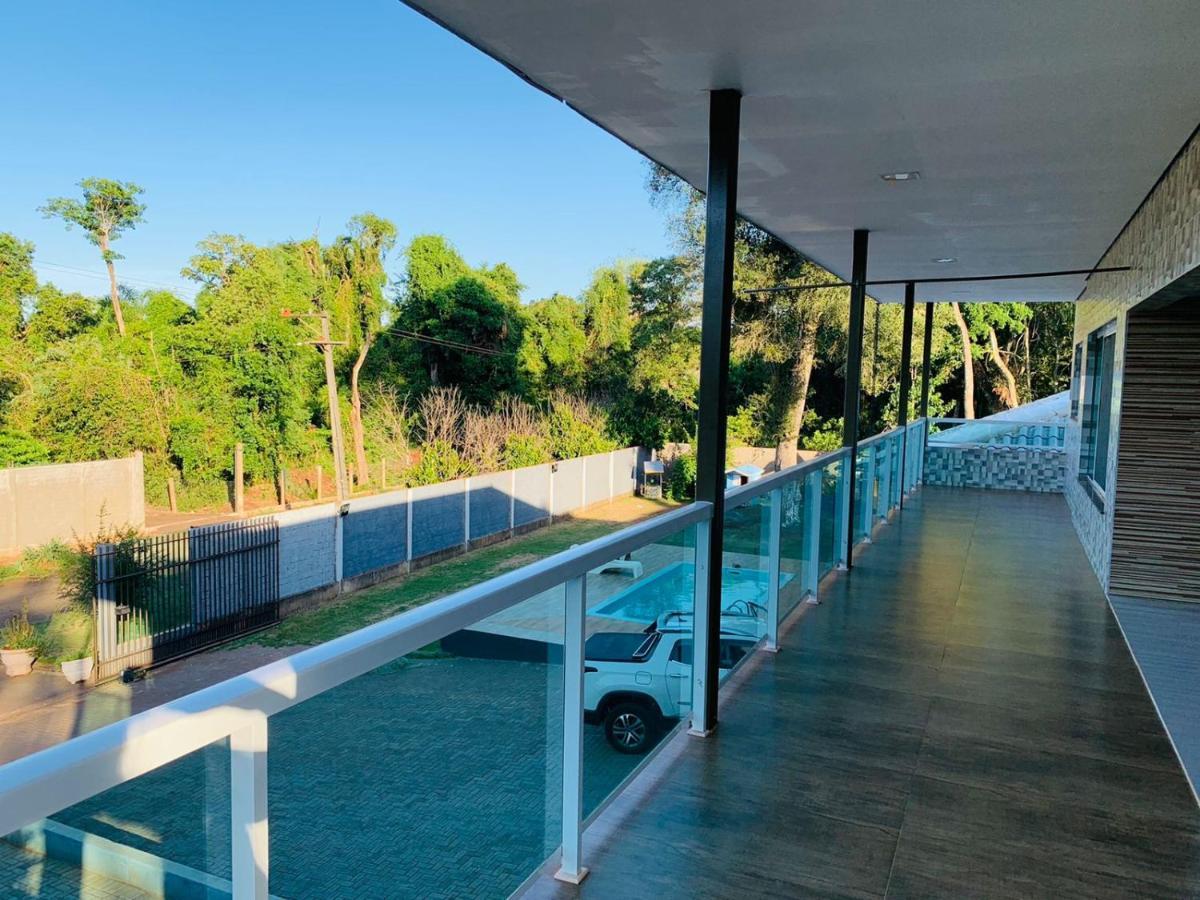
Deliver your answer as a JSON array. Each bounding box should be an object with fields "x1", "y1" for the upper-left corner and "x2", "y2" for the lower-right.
[
  {"x1": 898, "y1": 282, "x2": 915, "y2": 508},
  {"x1": 919, "y1": 302, "x2": 934, "y2": 417},
  {"x1": 842, "y1": 229, "x2": 869, "y2": 568},
  {"x1": 695, "y1": 88, "x2": 740, "y2": 734}
]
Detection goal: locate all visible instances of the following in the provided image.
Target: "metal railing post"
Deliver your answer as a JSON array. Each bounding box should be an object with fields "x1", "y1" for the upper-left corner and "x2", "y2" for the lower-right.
[
  {"x1": 230, "y1": 714, "x2": 269, "y2": 900},
  {"x1": 556, "y1": 574, "x2": 588, "y2": 884},
  {"x1": 689, "y1": 518, "x2": 714, "y2": 736},
  {"x1": 835, "y1": 460, "x2": 851, "y2": 570},
  {"x1": 765, "y1": 489, "x2": 782, "y2": 651},
  {"x1": 803, "y1": 469, "x2": 821, "y2": 602}
]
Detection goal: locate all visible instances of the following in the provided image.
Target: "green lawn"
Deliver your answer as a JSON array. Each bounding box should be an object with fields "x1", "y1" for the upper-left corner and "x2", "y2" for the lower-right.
[{"x1": 243, "y1": 501, "x2": 676, "y2": 648}]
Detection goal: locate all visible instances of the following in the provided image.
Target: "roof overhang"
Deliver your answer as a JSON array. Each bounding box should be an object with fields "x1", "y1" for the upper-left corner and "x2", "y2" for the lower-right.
[{"x1": 402, "y1": 0, "x2": 1200, "y2": 302}]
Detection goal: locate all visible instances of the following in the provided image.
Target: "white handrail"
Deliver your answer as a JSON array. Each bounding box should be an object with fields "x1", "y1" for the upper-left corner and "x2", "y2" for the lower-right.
[
  {"x1": 929, "y1": 416, "x2": 1064, "y2": 427},
  {"x1": 0, "y1": 500, "x2": 713, "y2": 836}
]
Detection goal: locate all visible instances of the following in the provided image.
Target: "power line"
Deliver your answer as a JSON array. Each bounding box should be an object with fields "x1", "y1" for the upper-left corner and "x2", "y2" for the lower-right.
[
  {"x1": 34, "y1": 260, "x2": 199, "y2": 300},
  {"x1": 380, "y1": 326, "x2": 511, "y2": 357}
]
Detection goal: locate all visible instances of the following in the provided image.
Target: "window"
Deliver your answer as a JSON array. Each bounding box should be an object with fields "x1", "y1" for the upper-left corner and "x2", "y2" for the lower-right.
[
  {"x1": 1079, "y1": 322, "x2": 1117, "y2": 498},
  {"x1": 1069, "y1": 342, "x2": 1083, "y2": 419},
  {"x1": 669, "y1": 638, "x2": 692, "y2": 665}
]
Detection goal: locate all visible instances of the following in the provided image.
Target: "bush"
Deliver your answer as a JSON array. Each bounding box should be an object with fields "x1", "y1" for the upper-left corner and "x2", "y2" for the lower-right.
[
  {"x1": 404, "y1": 440, "x2": 474, "y2": 486},
  {"x1": 57, "y1": 520, "x2": 142, "y2": 614},
  {"x1": 0, "y1": 430, "x2": 51, "y2": 467},
  {"x1": 41, "y1": 607, "x2": 92, "y2": 662},
  {"x1": 666, "y1": 450, "x2": 697, "y2": 501},
  {"x1": 546, "y1": 393, "x2": 616, "y2": 459},
  {"x1": 0, "y1": 606, "x2": 40, "y2": 651},
  {"x1": 501, "y1": 433, "x2": 550, "y2": 469},
  {"x1": 801, "y1": 413, "x2": 844, "y2": 453}
]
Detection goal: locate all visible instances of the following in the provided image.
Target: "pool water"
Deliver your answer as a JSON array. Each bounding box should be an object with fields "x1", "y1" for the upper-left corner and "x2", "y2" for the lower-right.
[{"x1": 593, "y1": 561, "x2": 792, "y2": 623}]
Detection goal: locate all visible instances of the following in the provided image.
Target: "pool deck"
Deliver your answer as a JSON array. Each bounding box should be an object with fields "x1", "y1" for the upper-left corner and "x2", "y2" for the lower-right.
[{"x1": 465, "y1": 544, "x2": 794, "y2": 644}]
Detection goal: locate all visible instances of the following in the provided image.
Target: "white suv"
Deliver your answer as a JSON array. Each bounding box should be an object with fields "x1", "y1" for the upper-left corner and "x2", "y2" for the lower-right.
[{"x1": 583, "y1": 611, "x2": 760, "y2": 753}]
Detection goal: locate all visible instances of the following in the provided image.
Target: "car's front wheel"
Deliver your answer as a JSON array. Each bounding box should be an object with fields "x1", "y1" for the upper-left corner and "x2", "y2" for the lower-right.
[{"x1": 604, "y1": 701, "x2": 656, "y2": 754}]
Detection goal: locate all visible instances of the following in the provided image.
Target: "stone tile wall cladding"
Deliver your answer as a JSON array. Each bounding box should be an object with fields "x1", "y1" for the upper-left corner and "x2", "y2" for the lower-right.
[
  {"x1": 1065, "y1": 132, "x2": 1200, "y2": 591},
  {"x1": 924, "y1": 446, "x2": 1066, "y2": 492},
  {"x1": 276, "y1": 447, "x2": 645, "y2": 605}
]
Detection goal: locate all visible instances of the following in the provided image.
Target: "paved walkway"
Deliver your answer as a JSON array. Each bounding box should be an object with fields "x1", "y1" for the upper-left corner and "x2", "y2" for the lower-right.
[
  {"x1": 0, "y1": 574, "x2": 62, "y2": 623},
  {"x1": 529, "y1": 487, "x2": 1200, "y2": 899},
  {"x1": 0, "y1": 644, "x2": 299, "y2": 766},
  {"x1": 1, "y1": 842, "x2": 152, "y2": 899}
]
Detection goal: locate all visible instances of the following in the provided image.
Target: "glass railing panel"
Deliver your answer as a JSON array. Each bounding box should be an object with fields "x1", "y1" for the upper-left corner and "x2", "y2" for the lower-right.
[
  {"x1": 268, "y1": 593, "x2": 566, "y2": 898},
  {"x1": 3, "y1": 739, "x2": 230, "y2": 898},
  {"x1": 777, "y1": 477, "x2": 808, "y2": 620},
  {"x1": 582, "y1": 523, "x2": 698, "y2": 818},
  {"x1": 720, "y1": 497, "x2": 772, "y2": 640},
  {"x1": 891, "y1": 433, "x2": 903, "y2": 507},
  {"x1": 872, "y1": 441, "x2": 887, "y2": 521},
  {"x1": 854, "y1": 445, "x2": 874, "y2": 541},
  {"x1": 928, "y1": 418, "x2": 1065, "y2": 448},
  {"x1": 818, "y1": 459, "x2": 842, "y2": 578}
]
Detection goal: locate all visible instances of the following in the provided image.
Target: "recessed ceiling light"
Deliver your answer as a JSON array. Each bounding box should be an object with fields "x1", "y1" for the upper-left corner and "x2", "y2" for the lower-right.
[
  {"x1": 880, "y1": 171, "x2": 920, "y2": 182},
  {"x1": 932, "y1": 257, "x2": 957, "y2": 264}
]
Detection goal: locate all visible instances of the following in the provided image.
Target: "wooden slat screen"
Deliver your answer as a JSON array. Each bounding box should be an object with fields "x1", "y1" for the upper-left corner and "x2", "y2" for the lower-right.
[{"x1": 1109, "y1": 302, "x2": 1200, "y2": 602}]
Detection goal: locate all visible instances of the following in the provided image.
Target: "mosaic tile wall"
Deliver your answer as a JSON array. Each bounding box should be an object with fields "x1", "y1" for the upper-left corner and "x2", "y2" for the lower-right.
[
  {"x1": 1065, "y1": 132, "x2": 1200, "y2": 590},
  {"x1": 924, "y1": 446, "x2": 1066, "y2": 493}
]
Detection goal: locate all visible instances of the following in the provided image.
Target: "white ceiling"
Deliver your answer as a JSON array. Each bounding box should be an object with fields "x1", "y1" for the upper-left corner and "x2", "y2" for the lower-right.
[{"x1": 404, "y1": 0, "x2": 1200, "y2": 302}]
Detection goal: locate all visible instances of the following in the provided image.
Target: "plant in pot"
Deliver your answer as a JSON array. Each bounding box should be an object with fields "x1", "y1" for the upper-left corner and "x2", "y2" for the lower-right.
[
  {"x1": 42, "y1": 606, "x2": 94, "y2": 684},
  {"x1": 60, "y1": 648, "x2": 94, "y2": 684},
  {"x1": 0, "y1": 606, "x2": 40, "y2": 677}
]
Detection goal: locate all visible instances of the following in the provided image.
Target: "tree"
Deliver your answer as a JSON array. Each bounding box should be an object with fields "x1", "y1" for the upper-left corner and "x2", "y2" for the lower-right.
[
  {"x1": 1024, "y1": 303, "x2": 1075, "y2": 398},
  {"x1": 645, "y1": 163, "x2": 846, "y2": 465},
  {"x1": 327, "y1": 213, "x2": 397, "y2": 484},
  {"x1": 0, "y1": 233, "x2": 36, "y2": 341},
  {"x1": 949, "y1": 302, "x2": 976, "y2": 418},
  {"x1": 581, "y1": 264, "x2": 633, "y2": 355},
  {"x1": 180, "y1": 234, "x2": 256, "y2": 290},
  {"x1": 24, "y1": 285, "x2": 102, "y2": 351},
  {"x1": 40, "y1": 179, "x2": 146, "y2": 337},
  {"x1": 393, "y1": 236, "x2": 527, "y2": 405},
  {"x1": 610, "y1": 257, "x2": 702, "y2": 448},
  {"x1": 520, "y1": 293, "x2": 588, "y2": 398}
]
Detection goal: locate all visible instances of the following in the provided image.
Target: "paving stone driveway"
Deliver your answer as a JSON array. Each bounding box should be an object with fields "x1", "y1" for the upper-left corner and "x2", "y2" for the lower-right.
[{"x1": 19, "y1": 657, "x2": 643, "y2": 899}]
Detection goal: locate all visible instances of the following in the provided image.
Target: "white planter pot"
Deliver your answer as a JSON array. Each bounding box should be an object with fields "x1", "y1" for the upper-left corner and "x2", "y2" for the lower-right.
[
  {"x1": 61, "y1": 656, "x2": 94, "y2": 684},
  {"x1": 1, "y1": 648, "x2": 36, "y2": 677}
]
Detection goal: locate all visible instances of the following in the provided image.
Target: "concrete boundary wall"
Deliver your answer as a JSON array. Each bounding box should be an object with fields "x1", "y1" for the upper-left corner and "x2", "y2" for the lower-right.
[
  {"x1": 274, "y1": 447, "x2": 644, "y2": 604},
  {"x1": 0, "y1": 454, "x2": 144, "y2": 554}
]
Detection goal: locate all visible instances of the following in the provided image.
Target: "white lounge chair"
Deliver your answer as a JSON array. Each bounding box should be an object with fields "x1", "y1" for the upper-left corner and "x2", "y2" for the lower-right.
[{"x1": 571, "y1": 545, "x2": 645, "y2": 578}]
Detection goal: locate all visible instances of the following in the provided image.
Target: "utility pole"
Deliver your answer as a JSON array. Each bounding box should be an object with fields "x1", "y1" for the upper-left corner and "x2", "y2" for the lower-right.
[{"x1": 284, "y1": 309, "x2": 349, "y2": 504}]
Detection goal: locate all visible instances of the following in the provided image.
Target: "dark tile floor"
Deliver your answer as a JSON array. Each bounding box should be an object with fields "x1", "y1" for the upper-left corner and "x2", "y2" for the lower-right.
[{"x1": 536, "y1": 487, "x2": 1200, "y2": 899}]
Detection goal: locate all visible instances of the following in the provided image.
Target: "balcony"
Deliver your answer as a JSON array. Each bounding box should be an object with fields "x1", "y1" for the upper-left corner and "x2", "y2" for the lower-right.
[
  {"x1": 529, "y1": 486, "x2": 1200, "y2": 898},
  {"x1": 1, "y1": 421, "x2": 1197, "y2": 899}
]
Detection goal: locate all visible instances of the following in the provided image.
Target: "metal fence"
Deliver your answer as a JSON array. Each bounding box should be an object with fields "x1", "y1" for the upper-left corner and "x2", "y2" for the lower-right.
[{"x1": 94, "y1": 519, "x2": 280, "y2": 681}]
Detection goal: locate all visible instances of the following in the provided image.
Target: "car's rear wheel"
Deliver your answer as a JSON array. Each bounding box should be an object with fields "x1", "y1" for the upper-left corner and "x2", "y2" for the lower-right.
[{"x1": 604, "y1": 701, "x2": 656, "y2": 754}]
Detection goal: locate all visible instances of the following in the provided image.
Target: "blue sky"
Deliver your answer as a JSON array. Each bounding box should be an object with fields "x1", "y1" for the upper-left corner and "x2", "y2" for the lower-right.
[{"x1": 0, "y1": 0, "x2": 673, "y2": 303}]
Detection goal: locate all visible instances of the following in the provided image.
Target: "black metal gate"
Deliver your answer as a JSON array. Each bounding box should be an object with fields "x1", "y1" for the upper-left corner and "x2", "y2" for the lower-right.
[{"x1": 94, "y1": 518, "x2": 280, "y2": 681}]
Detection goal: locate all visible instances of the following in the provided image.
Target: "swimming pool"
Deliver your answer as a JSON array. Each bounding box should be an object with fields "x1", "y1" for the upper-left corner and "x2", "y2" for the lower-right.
[{"x1": 592, "y1": 561, "x2": 792, "y2": 623}]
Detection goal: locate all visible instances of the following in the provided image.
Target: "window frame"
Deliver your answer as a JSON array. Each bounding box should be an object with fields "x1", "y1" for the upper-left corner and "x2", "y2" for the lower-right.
[
  {"x1": 1069, "y1": 342, "x2": 1083, "y2": 419},
  {"x1": 1078, "y1": 320, "x2": 1117, "y2": 509}
]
